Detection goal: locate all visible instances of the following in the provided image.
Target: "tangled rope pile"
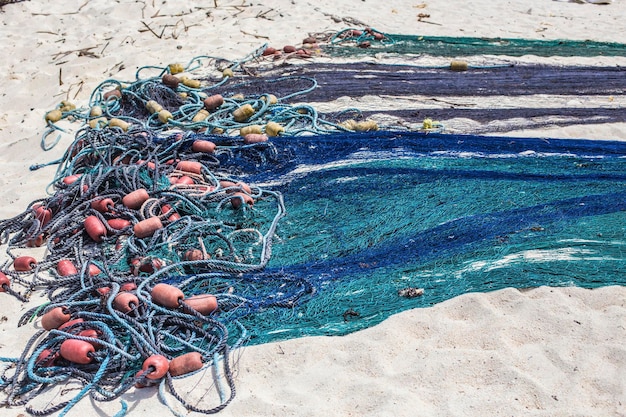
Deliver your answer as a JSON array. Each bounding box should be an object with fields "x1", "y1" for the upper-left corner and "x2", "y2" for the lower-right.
[{"x1": 0, "y1": 49, "x2": 347, "y2": 416}]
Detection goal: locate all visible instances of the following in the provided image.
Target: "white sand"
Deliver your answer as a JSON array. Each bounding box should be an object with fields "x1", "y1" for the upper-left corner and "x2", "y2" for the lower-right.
[{"x1": 1, "y1": 0, "x2": 625, "y2": 415}]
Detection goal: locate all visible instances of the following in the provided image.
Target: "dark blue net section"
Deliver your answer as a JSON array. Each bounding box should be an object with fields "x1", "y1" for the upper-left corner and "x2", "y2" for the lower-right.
[{"x1": 198, "y1": 131, "x2": 626, "y2": 342}]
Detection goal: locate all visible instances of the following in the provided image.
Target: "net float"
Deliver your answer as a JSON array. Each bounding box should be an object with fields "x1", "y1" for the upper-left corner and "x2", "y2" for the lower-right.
[
  {"x1": 133, "y1": 217, "x2": 163, "y2": 239},
  {"x1": 450, "y1": 60, "x2": 469, "y2": 72},
  {"x1": 32, "y1": 204, "x2": 52, "y2": 226},
  {"x1": 57, "y1": 260, "x2": 78, "y2": 277},
  {"x1": 84, "y1": 215, "x2": 107, "y2": 243},
  {"x1": 40, "y1": 307, "x2": 71, "y2": 330},
  {"x1": 36, "y1": 348, "x2": 59, "y2": 367},
  {"x1": 181, "y1": 76, "x2": 201, "y2": 88},
  {"x1": 176, "y1": 160, "x2": 203, "y2": 174},
  {"x1": 161, "y1": 204, "x2": 175, "y2": 214},
  {"x1": 265, "y1": 121, "x2": 284, "y2": 137},
  {"x1": 243, "y1": 133, "x2": 268, "y2": 144},
  {"x1": 151, "y1": 283, "x2": 184, "y2": 309},
  {"x1": 182, "y1": 294, "x2": 218, "y2": 315},
  {"x1": 109, "y1": 118, "x2": 130, "y2": 131},
  {"x1": 89, "y1": 105, "x2": 103, "y2": 117},
  {"x1": 262, "y1": 46, "x2": 277, "y2": 56},
  {"x1": 203, "y1": 94, "x2": 224, "y2": 111},
  {"x1": 60, "y1": 339, "x2": 94, "y2": 364},
  {"x1": 232, "y1": 104, "x2": 255, "y2": 122},
  {"x1": 184, "y1": 249, "x2": 204, "y2": 261},
  {"x1": 88, "y1": 117, "x2": 108, "y2": 129},
  {"x1": 191, "y1": 140, "x2": 216, "y2": 153},
  {"x1": 59, "y1": 318, "x2": 85, "y2": 331},
  {"x1": 103, "y1": 89, "x2": 122, "y2": 100},
  {"x1": 14, "y1": 256, "x2": 37, "y2": 272},
  {"x1": 45, "y1": 109, "x2": 63, "y2": 123},
  {"x1": 168, "y1": 352, "x2": 204, "y2": 377},
  {"x1": 161, "y1": 204, "x2": 181, "y2": 221},
  {"x1": 121, "y1": 282, "x2": 137, "y2": 292},
  {"x1": 175, "y1": 175, "x2": 195, "y2": 185},
  {"x1": 122, "y1": 188, "x2": 150, "y2": 209},
  {"x1": 62, "y1": 175, "x2": 81, "y2": 185},
  {"x1": 146, "y1": 100, "x2": 164, "y2": 114},
  {"x1": 107, "y1": 218, "x2": 131, "y2": 230},
  {"x1": 134, "y1": 370, "x2": 155, "y2": 388},
  {"x1": 168, "y1": 63, "x2": 184, "y2": 74},
  {"x1": 354, "y1": 120, "x2": 379, "y2": 132},
  {"x1": 89, "y1": 264, "x2": 101, "y2": 276},
  {"x1": 283, "y1": 45, "x2": 296, "y2": 53},
  {"x1": 261, "y1": 94, "x2": 278, "y2": 104},
  {"x1": 192, "y1": 109, "x2": 210, "y2": 123},
  {"x1": 162, "y1": 74, "x2": 180, "y2": 89},
  {"x1": 96, "y1": 287, "x2": 111, "y2": 297},
  {"x1": 158, "y1": 109, "x2": 173, "y2": 124},
  {"x1": 78, "y1": 329, "x2": 101, "y2": 348},
  {"x1": 142, "y1": 355, "x2": 169, "y2": 379},
  {"x1": 130, "y1": 257, "x2": 163, "y2": 275},
  {"x1": 230, "y1": 192, "x2": 254, "y2": 209},
  {"x1": 302, "y1": 36, "x2": 316, "y2": 44},
  {"x1": 296, "y1": 49, "x2": 310, "y2": 57},
  {"x1": 113, "y1": 292, "x2": 139, "y2": 314},
  {"x1": 136, "y1": 160, "x2": 156, "y2": 170},
  {"x1": 59, "y1": 100, "x2": 75, "y2": 112},
  {"x1": 26, "y1": 234, "x2": 45, "y2": 248},
  {"x1": 0, "y1": 272, "x2": 11, "y2": 292},
  {"x1": 222, "y1": 68, "x2": 234, "y2": 78},
  {"x1": 240, "y1": 125, "x2": 262, "y2": 136},
  {"x1": 373, "y1": 32, "x2": 385, "y2": 41},
  {"x1": 219, "y1": 180, "x2": 252, "y2": 194}
]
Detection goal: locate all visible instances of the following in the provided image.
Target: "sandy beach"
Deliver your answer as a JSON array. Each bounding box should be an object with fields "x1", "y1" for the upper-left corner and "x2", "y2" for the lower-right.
[{"x1": 1, "y1": 0, "x2": 625, "y2": 416}]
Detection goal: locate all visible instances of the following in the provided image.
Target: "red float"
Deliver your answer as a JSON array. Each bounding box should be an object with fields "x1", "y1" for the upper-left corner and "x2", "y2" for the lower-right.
[
  {"x1": 57, "y1": 260, "x2": 78, "y2": 276},
  {"x1": 88, "y1": 264, "x2": 101, "y2": 276},
  {"x1": 113, "y1": 292, "x2": 139, "y2": 313},
  {"x1": 59, "y1": 318, "x2": 85, "y2": 331},
  {"x1": 133, "y1": 217, "x2": 163, "y2": 238},
  {"x1": 142, "y1": 354, "x2": 169, "y2": 379},
  {"x1": 121, "y1": 282, "x2": 137, "y2": 292},
  {"x1": 230, "y1": 192, "x2": 254, "y2": 209},
  {"x1": 84, "y1": 215, "x2": 107, "y2": 242},
  {"x1": 32, "y1": 204, "x2": 52, "y2": 226},
  {"x1": 151, "y1": 283, "x2": 184, "y2": 309},
  {"x1": 90, "y1": 198, "x2": 114, "y2": 213},
  {"x1": 243, "y1": 133, "x2": 268, "y2": 144},
  {"x1": 36, "y1": 348, "x2": 59, "y2": 367},
  {"x1": 0, "y1": 272, "x2": 10, "y2": 292},
  {"x1": 169, "y1": 352, "x2": 204, "y2": 377},
  {"x1": 183, "y1": 294, "x2": 218, "y2": 315},
  {"x1": 60, "y1": 339, "x2": 94, "y2": 364},
  {"x1": 40, "y1": 307, "x2": 71, "y2": 330},
  {"x1": 122, "y1": 188, "x2": 150, "y2": 209},
  {"x1": 107, "y1": 218, "x2": 131, "y2": 230},
  {"x1": 192, "y1": 140, "x2": 217, "y2": 154},
  {"x1": 176, "y1": 160, "x2": 203, "y2": 174},
  {"x1": 184, "y1": 249, "x2": 204, "y2": 261},
  {"x1": 14, "y1": 256, "x2": 37, "y2": 272},
  {"x1": 202, "y1": 94, "x2": 224, "y2": 111}
]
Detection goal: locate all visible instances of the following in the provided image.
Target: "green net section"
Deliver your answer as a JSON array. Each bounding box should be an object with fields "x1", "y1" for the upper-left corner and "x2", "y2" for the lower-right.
[{"x1": 326, "y1": 29, "x2": 626, "y2": 57}]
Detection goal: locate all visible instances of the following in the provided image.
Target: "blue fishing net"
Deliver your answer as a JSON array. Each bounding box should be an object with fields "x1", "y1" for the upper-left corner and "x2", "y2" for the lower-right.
[{"x1": 179, "y1": 131, "x2": 626, "y2": 343}]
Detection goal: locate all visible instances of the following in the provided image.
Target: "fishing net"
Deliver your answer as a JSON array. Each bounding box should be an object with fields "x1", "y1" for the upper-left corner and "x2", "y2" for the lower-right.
[
  {"x1": 1, "y1": 32, "x2": 625, "y2": 415},
  {"x1": 322, "y1": 27, "x2": 626, "y2": 57}
]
